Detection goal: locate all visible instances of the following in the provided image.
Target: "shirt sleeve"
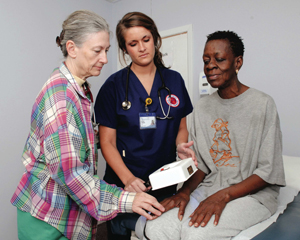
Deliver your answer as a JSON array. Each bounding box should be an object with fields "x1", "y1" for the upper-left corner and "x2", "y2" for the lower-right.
[
  {"x1": 189, "y1": 105, "x2": 210, "y2": 175},
  {"x1": 94, "y1": 77, "x2": 118, "y2": 129},
  {"x1": 166, "y1": 69, "x2": 193, "y2": 118},
  {"x1": 178, "y1": 73, "x2": 193, "y2": 118},
  {"x1": 252, "y1": 97, "x2": 286, "y2": 186},
  {"x1": 43, "y1": 85, "x2": 135, "y2": 221}
]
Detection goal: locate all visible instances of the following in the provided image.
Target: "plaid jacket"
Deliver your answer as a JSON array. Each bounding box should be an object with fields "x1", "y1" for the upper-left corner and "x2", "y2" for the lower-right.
[{"x1": 11, "y1": 63, "x2": 135, "y2": 240}]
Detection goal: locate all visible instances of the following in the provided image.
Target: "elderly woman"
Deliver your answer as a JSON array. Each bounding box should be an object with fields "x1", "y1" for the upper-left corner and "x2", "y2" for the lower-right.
[
  {"x1": 140, "y1": 31, "x2": 286, "y2": 240},
  {"x1": 10, "y1": 10, "x2": 164, "y2": 240}
]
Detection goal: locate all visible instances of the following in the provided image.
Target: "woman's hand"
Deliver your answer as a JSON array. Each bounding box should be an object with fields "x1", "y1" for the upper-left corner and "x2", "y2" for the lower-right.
[
  {"x1": 188, "y1": 174, "x2": 270, "y2": 228},
  {"x1": 124, "y1": 176, "x2": 151, "y2": 193},
  {"x1": 132, "y1": 192, "x2": 165, "y2": 220},
  {"x1": 177, "y1": 141, "x2": 198, "y2": 167},
  {"x1": 158, "y1": 190, "x2": 191, "y2": 221},
  {"x1": 188, "y1": 189, "x2": 230, "y2": 227},
  {"x1": 154, "y1": 170, "x2": 205, "y2": 221}
]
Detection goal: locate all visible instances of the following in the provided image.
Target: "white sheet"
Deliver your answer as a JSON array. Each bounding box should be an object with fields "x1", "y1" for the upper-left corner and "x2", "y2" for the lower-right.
[{"x1": 233, "y1": 155, "x2": 300, "y2": 240}]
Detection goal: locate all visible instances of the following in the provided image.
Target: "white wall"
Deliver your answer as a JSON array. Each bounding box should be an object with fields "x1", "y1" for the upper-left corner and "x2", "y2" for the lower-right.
[{"x1": 1, "y1": 0, "x2": 299, "y2": 239}]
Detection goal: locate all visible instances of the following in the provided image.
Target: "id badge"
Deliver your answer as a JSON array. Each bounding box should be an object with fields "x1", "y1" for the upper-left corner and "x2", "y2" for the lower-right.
[{"x1": 139, "y1": 113, "x2": 156, "y2": 129}]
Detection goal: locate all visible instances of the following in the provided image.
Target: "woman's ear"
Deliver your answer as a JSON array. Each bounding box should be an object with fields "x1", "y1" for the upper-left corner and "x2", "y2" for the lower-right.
[
  {"x1": 235, "y1": 56, "x2": 243, "y2": 71},
  {"x1": 66, "y1": 40, "x2": 77, "y2": 58}
]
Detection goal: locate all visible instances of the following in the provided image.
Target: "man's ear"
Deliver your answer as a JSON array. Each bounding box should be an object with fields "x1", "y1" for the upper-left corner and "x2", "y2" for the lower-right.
[{"x1": 66, "y1": 40, "x2": 77, "y2": 58}]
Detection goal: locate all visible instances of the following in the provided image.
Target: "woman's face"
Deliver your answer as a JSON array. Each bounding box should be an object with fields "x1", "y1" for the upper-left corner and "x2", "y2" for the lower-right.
[
  {"x1": 74, "y1": 31, "x2": 110, "y2": 80},
  {"x1": 202, "y1": 39, "x2": 237, "y2": 89},
  {"x1": 123, "y1": 26, "x2": 155, "y2": 67}
]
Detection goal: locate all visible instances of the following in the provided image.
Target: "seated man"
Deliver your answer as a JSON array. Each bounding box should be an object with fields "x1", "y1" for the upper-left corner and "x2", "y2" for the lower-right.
[{"x1": 139, "y1": 30, "x2": 286, "y2": 240}]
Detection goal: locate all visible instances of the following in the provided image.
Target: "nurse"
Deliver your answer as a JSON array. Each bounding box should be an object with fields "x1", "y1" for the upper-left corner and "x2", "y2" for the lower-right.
[{"x1": 94, "y1": 12, "x2": 195, "y2": 239}]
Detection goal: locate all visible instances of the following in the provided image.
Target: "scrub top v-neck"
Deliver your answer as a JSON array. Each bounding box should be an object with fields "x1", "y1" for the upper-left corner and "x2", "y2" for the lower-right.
[{"x1": 95, "y1": 66, "x2": 193, "y2": 185}]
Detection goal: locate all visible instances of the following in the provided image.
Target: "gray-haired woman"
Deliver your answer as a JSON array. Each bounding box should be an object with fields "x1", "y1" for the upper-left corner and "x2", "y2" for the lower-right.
[{"x1": 11, "y1": 10, "x2": 164, "y2": 240}]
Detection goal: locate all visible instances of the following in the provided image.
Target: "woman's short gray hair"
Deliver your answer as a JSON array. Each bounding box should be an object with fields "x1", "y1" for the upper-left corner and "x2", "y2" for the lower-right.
[{"x1": 56, "y1": 10, "x2": 110, "y2": 57}]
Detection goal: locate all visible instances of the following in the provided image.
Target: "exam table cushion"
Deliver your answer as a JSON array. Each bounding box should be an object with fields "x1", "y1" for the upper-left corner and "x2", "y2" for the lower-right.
[{"x1": 252, "y1": 192, "x2": 300, "y2": 240}]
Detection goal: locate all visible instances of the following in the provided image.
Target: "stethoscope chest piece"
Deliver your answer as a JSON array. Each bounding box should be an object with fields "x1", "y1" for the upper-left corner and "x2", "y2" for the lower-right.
[
  {"x1": 122, "y1": 63, "x2": 173, "y2": 119},
  {"x1": 122, "y1": 100, "x2": 131, "y2": 110}
]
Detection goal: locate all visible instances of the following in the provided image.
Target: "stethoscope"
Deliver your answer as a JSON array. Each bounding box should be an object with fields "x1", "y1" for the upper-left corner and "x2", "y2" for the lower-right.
[{"x1": 122, "y1": 63, "x2": 173, "y2": 119}]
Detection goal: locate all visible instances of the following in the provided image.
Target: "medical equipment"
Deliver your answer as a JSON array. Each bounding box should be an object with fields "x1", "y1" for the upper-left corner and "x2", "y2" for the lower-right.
[
  {"x1": 122, "y1": 63, "x2": 173, "y2": 119},
  {"x1": 199, "y1": 71, "x2": 217, "y2": 97},
  {"x1": 148, "y1": 158, "x2": 197, "y2": 190},
  {"x1": 121, "y1": 64, "x2": 132, "y2": 110}
]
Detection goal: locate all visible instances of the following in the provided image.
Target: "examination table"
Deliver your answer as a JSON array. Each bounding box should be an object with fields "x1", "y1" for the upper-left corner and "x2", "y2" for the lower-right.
[
  {"x1": 233, "y1": 155, "x2": 300, "y2": 240},
  {"x1": 253, "y1": 192, "x2": 300, "y2": 240}
]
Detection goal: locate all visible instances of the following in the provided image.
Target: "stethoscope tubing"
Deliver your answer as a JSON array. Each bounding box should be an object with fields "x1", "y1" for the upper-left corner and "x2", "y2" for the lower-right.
[
  {"x1": 122, "y1": 63, "x2": 132, "y2": 110},
  {"x1": 122, "y1": 63, "x2": 173, "y2": 119}
]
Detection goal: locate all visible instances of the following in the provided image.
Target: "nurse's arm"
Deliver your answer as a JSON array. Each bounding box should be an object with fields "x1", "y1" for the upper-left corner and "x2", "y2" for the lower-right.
[
  {"x1": 99, "y1": 125, "x2": 149, "y2": 193},
  {"x1": 176, "y1": 117, "x2": 197, "y2": 166}
]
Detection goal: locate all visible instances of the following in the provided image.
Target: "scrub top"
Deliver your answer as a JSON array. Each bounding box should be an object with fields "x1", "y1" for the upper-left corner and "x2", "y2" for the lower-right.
[{"x1": 95, "y1": 66, "x2": 193, "y2": 190}]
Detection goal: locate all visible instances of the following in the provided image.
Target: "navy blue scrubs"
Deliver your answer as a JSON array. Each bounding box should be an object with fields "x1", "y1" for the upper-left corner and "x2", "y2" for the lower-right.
[
  {"x1": 95, "y1": 66, "x2": 193, "y2": 236},
  {"x1": 95, "y1": 66, "x2": 193, "y2": 190}
]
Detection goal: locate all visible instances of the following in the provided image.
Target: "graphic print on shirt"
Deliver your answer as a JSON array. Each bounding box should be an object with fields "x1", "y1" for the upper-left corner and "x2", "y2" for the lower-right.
[{"x1": 210, "y1": 118, "x2": 239, "y2": 167}]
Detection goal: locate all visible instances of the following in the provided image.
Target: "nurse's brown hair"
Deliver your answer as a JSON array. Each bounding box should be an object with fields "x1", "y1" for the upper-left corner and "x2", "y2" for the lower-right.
[{"x1": 116, "y1": 12, "x2": 166, "y2": 68}]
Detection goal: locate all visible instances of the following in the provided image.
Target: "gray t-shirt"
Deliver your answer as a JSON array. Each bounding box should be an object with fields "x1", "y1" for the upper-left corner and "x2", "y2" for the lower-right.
[{"x1": 190, "y1": 88, "x2": 285, "y2": 214}]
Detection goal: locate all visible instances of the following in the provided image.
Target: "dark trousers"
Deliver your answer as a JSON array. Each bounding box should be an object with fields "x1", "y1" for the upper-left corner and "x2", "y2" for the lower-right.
[{"x1": 104, "y1": 171, "x2": 176, "y2": 239}]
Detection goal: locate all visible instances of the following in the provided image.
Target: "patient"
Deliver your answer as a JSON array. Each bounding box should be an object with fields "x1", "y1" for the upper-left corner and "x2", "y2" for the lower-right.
[{"x1": 141, "y1": 30, "x2": 286, "y2": 240}]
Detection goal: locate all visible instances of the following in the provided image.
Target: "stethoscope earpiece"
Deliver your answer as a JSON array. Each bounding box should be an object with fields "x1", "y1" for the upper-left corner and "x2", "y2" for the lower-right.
[{"x1": 122, "y1": 100, "x2": 131, "y2": 110}]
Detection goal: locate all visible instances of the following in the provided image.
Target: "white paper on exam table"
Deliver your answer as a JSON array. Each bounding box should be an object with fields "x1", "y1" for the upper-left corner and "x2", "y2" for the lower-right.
[{"x1": 149, "y1": 158, "x2": 197, "y2": 190}]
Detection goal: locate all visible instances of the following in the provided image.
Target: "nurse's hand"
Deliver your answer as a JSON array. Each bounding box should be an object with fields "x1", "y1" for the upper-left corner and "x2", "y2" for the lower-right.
[
  {"x1": 125, "y1": 176, "x2": 151, "y2": 193},
  {"x1": 177, "y1": 141, "x2": 198, "y2": 167},
  {"x1": 132, "y1": 192, "x2": 165, "y2": 220}
]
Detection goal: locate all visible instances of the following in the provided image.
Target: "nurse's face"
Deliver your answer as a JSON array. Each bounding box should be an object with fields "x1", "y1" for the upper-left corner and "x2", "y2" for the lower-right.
[
  {"x1": 123, "y1": 26, "x2": 155, "y2": 68},
  {"x1": 73, "y1": 31, "x2": 110, "y2": 80}
]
